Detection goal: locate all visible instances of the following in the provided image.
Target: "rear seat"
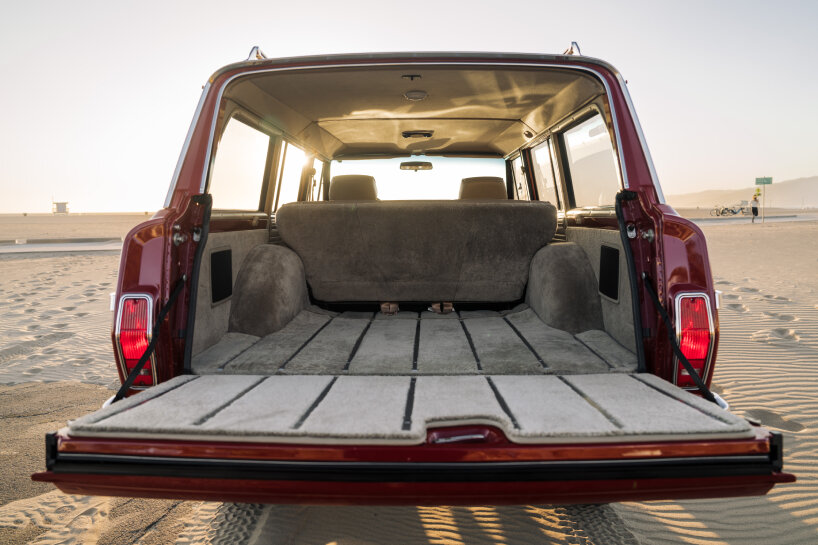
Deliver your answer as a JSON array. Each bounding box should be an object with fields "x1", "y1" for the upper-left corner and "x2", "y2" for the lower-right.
[
  {"x1": 276, "y1": 200, "x2": 557, "y2": 303},
  {"x1": 459, "y1": 176, "x2": 507, "y2": 199},
  {"x1": 329, "y1": 175, "x2": 378, "y2": 200}
]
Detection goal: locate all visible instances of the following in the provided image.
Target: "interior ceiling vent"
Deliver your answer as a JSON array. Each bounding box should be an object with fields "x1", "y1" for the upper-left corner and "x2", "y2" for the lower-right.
[{"x1": 402, "y1": 130, "x2": 434, "y2": 139}]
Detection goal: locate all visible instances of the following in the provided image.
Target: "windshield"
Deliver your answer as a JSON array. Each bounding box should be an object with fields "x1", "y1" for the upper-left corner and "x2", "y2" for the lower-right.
[{"x1": 330, "y1": 157, "x2": 505, "y2": 200}]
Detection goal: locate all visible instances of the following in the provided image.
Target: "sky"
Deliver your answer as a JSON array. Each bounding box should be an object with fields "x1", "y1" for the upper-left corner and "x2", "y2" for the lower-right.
[{"x1": 1, "y1": 0, "x2": 816, "y2": 213}]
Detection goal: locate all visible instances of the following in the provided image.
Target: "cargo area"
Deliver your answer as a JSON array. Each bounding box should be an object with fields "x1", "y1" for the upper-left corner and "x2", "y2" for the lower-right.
[
  {"x1": 192, "y1": 305, "x2": 636, "y2": 375},
  {"x1": 189, "y1": 201, "x2": 641, "y2": 377},
  {"x1": 94, "y1": 199, "x2": 751, "y2": 447},
  {"x1": 139, "y1": 198, "x2": 704, "y2": 446}
]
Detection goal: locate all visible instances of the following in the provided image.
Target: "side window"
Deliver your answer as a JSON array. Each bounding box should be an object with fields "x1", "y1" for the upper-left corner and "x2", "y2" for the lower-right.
[
  {"x1": 209, "y1": 118, "x2": 270, "y2": 210},
  {"x1": 531, "y1": 139, "x2": 560, "y2": 206},
  {"x1": 273, "y1": 142, "x2": 308, "y2": 210},
  {"x1": 561, "y1": 114, "x2": 620, "y2": 208},
  {"x1": 510, "y1": 155, "x2": 530, "y2": 200}
]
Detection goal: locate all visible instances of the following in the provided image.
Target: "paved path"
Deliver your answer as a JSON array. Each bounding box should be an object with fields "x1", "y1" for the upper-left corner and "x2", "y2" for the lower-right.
[{"x1": 0, "y1": 240, "x2": 122, "y2": 254}]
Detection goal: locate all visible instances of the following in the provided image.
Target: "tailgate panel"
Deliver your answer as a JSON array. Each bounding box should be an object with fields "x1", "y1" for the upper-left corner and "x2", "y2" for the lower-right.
[
  {"x1": 67, "y1": 373, "x2": 753, "y2": 445},
  {"x1": 39, "y1": 371, "x2": 794, "y2": 504}
]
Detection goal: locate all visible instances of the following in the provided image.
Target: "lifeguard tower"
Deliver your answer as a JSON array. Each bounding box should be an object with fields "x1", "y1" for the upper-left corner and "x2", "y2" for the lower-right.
[{"x1": 52, "y1": 201, "x2": 69, "y2": 214}]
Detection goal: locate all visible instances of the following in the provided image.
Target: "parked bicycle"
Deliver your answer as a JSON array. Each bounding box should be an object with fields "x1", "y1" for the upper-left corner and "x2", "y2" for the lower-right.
[{"x1": 710, "y1": 202, "x2": 750, "y2": 216}]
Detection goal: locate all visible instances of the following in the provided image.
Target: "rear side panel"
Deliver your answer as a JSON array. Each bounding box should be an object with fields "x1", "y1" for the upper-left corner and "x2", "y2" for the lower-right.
[
  {"x1": 655, "y1": 209, "x2": 720, "y2": 386},
  {"x1": 113, "y1": 196, "x2": 209, "y2": 390}
]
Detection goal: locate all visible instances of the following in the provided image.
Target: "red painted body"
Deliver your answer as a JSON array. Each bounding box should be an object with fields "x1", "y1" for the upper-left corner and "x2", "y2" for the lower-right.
[
  {"x1": 37, "y1": 53, "x2": 793, "y2": 504},
  {"x1": 35, "y1": 425, "x2": 793, "y2": 504},
  {"x1": 35, "y1": 473, "x2": 790, "y2": 506}
]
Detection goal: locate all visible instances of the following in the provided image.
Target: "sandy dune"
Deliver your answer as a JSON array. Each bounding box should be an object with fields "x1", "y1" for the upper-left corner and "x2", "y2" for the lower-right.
[{"x1": 0, "y1": 215, "x2": 815, "y2": 544}]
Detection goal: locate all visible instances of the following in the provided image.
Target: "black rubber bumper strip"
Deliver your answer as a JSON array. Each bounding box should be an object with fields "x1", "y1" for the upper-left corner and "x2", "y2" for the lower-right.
[{"x1": 48, "y1": 451, "x2": 781, "y2": 483}]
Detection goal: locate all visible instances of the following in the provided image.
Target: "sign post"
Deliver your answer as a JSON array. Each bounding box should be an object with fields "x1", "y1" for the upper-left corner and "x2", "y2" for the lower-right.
[{"x1": 755, "y1": 177, "x2": 772, "y2": 223}]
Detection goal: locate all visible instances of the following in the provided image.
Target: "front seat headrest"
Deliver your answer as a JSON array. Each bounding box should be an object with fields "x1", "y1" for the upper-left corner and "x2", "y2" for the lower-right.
[
  {"x1": 329, "y1": 175, "x2": 378, "y2": 200},
  {"x1": 459, "y1": 176, "x2": 508, "y2": 200}
]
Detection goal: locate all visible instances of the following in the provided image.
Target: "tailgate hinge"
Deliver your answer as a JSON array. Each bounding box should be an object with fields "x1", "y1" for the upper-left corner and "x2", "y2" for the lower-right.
[
  {"x1": 45, "y1": 433, "x2": 58, "y2": 471},
  {"x1": 770, "y1": 431, "x2": 784, "y2": 472}
]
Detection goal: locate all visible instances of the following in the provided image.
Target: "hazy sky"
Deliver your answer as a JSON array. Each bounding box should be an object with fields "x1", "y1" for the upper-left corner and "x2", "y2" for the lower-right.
[{"x1": 1, "y1": 0, "x2": 816, "y2": 212}]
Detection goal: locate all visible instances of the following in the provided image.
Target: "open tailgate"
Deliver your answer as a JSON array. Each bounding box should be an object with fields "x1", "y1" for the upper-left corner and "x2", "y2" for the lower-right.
[{"x1": 34, "y1": 373, "x2": 794, "y2": 504}]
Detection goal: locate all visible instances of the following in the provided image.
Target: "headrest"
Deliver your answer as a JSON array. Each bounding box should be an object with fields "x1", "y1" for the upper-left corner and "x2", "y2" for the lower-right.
[
  {"x1": 329, "y1": 175, "x2": 378, "y2": 200},
  {"x1": 459, "y1": 177, "x2": 508, "y2": 200}
]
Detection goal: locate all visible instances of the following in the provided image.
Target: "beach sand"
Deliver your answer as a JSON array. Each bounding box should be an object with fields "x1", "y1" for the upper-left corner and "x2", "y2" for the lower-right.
[
  {"x1": 0, "y1": 214, "x2": 815, "y2": 544},
  {"x1": 0, "y1": 213, "x2": 150, "y2": 242}
]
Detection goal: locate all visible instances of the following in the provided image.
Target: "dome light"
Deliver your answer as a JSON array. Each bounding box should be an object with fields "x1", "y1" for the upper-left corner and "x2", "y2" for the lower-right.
[{"x1": 404, "y1": 90, "x2": 428, "y2": 101}]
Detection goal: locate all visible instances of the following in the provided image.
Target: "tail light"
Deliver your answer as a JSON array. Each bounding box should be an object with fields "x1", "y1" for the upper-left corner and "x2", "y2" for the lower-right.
[
  {"x1": 674, "y1": 293, "x2": 714, "y2": 389},
  {"x1": 115, "y1": 295, "x2": 156, "y2": 387}
]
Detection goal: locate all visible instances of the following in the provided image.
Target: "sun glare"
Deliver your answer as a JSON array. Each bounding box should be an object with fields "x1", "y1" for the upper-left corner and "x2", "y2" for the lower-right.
[{"x1": 332, "y1": 157, "x2": 505, "y2": 200}]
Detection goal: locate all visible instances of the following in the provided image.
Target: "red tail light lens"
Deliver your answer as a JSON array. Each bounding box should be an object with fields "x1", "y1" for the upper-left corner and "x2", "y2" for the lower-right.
[
  {"x1": 675, "y1": 294, "x2": 713, "y2": 388},
  {"x1": 117, "y1": 296, "x2": 155, "y2": 387}
]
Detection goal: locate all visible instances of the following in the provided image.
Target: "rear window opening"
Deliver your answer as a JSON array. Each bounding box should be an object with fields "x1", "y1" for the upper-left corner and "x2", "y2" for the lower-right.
[{"x1": 331, "y1": 156, "x2": 506, "y2": 200}]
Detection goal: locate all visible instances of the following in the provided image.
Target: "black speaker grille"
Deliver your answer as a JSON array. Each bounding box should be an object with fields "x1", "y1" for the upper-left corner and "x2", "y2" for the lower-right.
[
  {"x1": 599, "y1": 245, "x2": 619, "y2": 300},
  {"x1": 211, "y1": 250, "x2": 232, "y2": 303}
]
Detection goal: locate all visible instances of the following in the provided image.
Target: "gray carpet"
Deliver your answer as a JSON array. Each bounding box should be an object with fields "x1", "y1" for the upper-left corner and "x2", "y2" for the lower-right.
[
  {"x1": 192, "y1": 306, "x2": 637, "y2": 376},
  {"x1": 69, "y1": 373, "x2": 752, "y2": 445}
]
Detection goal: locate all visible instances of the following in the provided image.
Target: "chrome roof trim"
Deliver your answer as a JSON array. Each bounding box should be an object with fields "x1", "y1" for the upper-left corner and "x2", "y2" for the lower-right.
[
  {"x1": 163, "y1": 82, "x2": 211, "y2": 209},
  {"x1": 194, "y1": 57, "x2": 639, "y2": 197},
  {"x1": 205, "y1": 51, "x2": 623, "y2": 82}
]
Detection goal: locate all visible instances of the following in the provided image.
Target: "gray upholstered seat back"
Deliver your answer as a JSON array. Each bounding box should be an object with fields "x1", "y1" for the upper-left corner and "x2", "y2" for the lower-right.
[
  {"x1": 329, "y1": 175, "x2": 378, "y2": 200},
  {"x1": 277, "y1": 200, "x2": 557, "y2": 303},
  {"x1": 459, "y1": 176, "x2": 508, "y2": 199}
]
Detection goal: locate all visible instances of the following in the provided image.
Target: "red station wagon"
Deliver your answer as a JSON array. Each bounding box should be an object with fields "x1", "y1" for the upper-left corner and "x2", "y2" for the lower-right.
[{"x1": 34, "y1": 48, "x2": 795, "y2": 504}]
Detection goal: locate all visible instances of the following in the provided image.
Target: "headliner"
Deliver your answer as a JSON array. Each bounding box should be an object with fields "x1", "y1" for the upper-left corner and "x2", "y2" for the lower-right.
[{"x1": 222, "y1": 64, "x2": 606, "y2": 158}]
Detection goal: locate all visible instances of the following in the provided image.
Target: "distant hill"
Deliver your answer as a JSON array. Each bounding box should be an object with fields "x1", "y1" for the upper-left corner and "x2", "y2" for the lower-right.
[{"x1": 667, "y1": 176, "x2": 818, "y2": 209}]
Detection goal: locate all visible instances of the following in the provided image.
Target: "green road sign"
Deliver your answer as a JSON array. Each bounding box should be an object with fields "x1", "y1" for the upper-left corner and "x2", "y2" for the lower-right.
[{"x1": 755, "y1": 177, "x2": 772, "y2": 185}]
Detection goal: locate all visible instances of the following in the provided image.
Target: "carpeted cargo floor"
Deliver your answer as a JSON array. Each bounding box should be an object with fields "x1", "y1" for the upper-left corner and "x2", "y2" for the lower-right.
[
  {"x1": 192, "y1": 306, "x2": 638, "y2": 376},
  {"x1": 68, "y1": 373, "x2": 752, "y2": 445}
]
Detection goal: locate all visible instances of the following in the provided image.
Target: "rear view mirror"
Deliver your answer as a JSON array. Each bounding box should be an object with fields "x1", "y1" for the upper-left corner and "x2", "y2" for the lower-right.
[{"x1": 400, "y1": 161, "x2": 433, "y2": 171}]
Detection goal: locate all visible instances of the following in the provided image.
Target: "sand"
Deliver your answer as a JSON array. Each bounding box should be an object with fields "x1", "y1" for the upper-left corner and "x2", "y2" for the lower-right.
[
  {"x1": 0, "y1": 253, "x2": 121, "y2": 385},
  {"x1": 0, "y1": 214, "x2": 816, "y2": 544},
  {"x1": 0, "y1": 213, "x2": 150, "y2": 242}
]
